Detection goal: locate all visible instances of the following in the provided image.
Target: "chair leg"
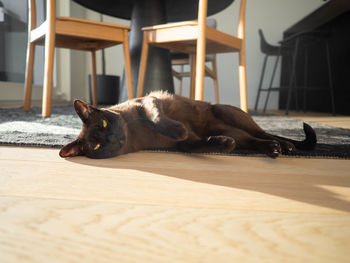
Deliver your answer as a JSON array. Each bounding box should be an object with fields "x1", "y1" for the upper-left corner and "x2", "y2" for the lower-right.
[
  {"x1": 263, "y1": 54, "x2": 280, "y2": 112},
  {"x1": 42, "y1": 32, "x2": 55, "y2": 117},
  {"x1": 24, "y1": 42, "x2": 35, "y2": 111},
  {"x1": 123, "y1": 30, "x2": 133, "y2": 99},
  {"x1": 194, "y1": 42, "x2": 206, "y2": 101},
  {"x1": 137, "y1": 33, "x2": 149, "y2": 98},
  {"x1": 194, "y1": 0, "x2": 207, "y2": 101},
  {"x1": 238, "y1": 51, "x2": 248, "y2": 113},
  {"x1": 91, "y1": 50, "x2": 98, "y2": 107},
  {"x1": 189, "y1": 54, "x2": 196, "y2": 100},
  {"x1": 254, "y1": 55, "x2": 268, "y2": 111},
  {"x1": 212, "y1": 58, "x2": 219, "y2": 104}
]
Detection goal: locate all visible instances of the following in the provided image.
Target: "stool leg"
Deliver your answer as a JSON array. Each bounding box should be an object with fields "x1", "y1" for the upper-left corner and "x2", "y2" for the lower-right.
[
  {"x1": 303, "y1": 47, "x2": 308, "y2": 112},
  {"x1": 286, "y1": 37, "x2": 299, "y2": 115},
  {"x1": 254, "y1": 55, "x2": 267, "y2": 111},
  {"x1": 263, "y1": 54, "x2": 280, "y2": 112},
  {"x1": 325, "y1": 40, "x2": 336, "y2": 115},
  {"x1": 294, "y1": 71, "x2": 299, "y2": 112}
]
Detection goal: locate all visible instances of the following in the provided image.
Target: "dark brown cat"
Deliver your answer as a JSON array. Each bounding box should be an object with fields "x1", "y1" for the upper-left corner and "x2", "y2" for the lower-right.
[{"x1": 59, "y1": 91, "x2": 316, "y2": 159}]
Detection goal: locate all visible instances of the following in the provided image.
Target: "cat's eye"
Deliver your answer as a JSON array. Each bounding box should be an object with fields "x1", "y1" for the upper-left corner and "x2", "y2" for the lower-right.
[
  {"x1": 102, "y1": 119, "x2": 107, "y2": 128},
  {"x1": 93, "y1": 143, "x2": 101, "y2": 151}
]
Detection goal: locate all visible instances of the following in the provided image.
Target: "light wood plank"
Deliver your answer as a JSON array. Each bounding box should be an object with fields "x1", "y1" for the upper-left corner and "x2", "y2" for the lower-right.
[
  {"x1": 1, "y1": 147, "x2": 350, "y2": 214},
  {"x1": 0, "y1": 196, "x2": 349, "y2": 263}
]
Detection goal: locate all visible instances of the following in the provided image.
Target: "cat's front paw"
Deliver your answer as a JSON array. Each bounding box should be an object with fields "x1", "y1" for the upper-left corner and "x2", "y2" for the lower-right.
[{"x1": 207, "y1": 136, "x2": 236, "y2": 152}]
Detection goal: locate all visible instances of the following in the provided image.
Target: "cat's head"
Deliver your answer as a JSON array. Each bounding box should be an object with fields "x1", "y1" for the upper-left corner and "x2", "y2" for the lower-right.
[{"x1": 59, "y1": 100, "x2": 127, "y2": 159}]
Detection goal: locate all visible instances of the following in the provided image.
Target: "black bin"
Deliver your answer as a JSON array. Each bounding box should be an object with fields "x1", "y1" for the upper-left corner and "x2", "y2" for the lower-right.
[{"x1": 89, "y1": 74, "x2": 120, "y2": 105}]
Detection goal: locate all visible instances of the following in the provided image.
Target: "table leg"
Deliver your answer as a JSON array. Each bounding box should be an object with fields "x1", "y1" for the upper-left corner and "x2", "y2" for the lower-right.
[{"x1": 119, "y1": 0, "x2": 174, "y2": 102}]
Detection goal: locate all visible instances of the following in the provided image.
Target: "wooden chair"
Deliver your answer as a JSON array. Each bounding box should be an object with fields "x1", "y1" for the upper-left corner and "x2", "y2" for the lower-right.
[
  {"x1": 24, "y1": 0, "x2": 133, "y2": 117},
  {"x1": 137, "y1": 0, "x2": 247, "y2": 112}
]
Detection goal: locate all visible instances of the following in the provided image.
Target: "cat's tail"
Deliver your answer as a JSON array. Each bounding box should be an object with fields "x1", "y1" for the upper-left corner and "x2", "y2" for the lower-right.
[{"x1": 274, "y1": 122, "x2": 317, "y2": 151}]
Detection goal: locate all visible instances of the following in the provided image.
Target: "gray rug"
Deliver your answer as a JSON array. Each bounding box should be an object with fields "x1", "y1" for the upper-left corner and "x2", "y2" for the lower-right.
[{"x1": 1, "y1": 105, "x2": 350, "y2": 159}]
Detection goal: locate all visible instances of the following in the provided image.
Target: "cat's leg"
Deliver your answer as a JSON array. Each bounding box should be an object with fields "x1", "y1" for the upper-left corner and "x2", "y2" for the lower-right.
[
  {"x1": 177, "y1": 135, "x2": 236, "y2": 153},
  {"x1": 211, "y1": 104, "x2": 295, "y2": 154},
  {"x1": 216, "y1": 124, "x2": 282, "y2": 158},
  {"x1": 137, "y1": 96, "x2": 188, "y2": 141},
  {"x1": 253, "y1": 132, "x2": 295, "y2": 154}
]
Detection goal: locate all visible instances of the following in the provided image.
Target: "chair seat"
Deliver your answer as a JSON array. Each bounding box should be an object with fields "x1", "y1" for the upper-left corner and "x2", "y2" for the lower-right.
[
  {"x1": 261, "y1": 44, "x2": 280, "y2": 56},
  {"x1": 143, "y1": 22, "x2": 242, "y2": 54},
  {"x1": 30, "y1": 17, "x2": 130, "y2": 51},
  {"x1": 258, "y1": 29, "x2": 280, "y2": 56}
]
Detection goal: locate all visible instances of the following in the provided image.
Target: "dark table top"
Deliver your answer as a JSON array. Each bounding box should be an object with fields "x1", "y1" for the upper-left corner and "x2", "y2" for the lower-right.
[
  {"x1": 284, "y1": 0, "x2": 350, "y2": 36},
  {"x1": 72, "y1": 0, "x2": 234, "y2": 22}
]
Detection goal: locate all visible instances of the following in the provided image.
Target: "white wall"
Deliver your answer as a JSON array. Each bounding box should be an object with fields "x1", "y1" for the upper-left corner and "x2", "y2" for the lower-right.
[{"x1": 70, "y1": 0, "x2": 325, "y2": 109}]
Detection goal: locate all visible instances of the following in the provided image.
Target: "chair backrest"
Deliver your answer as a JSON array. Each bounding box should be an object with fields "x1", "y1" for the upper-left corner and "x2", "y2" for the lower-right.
[
  {"x1": 259, "y1": 29, "x2": 270, "y2": 52},
  {"x1": 196, "y1": 0, "x2": 246, "y2": 64},
  {"x1": 28, "y1": 0, "x2": 56, "y2": 31},
  {"x1": 28, "y1": 0, "x2": 37, "y2": 31},
  {"x1": 197, "y1": 0, "x2": 246, "y2": 39}
]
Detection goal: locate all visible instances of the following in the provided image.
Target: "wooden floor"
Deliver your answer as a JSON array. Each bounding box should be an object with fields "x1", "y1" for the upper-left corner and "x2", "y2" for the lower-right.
[{"x1": 1, "y1": 112, "x2": 350, "y2": 263}]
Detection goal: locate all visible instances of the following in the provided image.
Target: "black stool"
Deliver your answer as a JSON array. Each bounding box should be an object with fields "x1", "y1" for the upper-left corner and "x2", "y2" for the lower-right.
[
  {"x1": 254, "y1": 29, "x2": 282, "y2": 112},
  {"x1": 255, "y1": 29, "x2": 336, "y2": 115},
  {"x1": 283, "y1": 32, "x2": 336, "y2": 115}
]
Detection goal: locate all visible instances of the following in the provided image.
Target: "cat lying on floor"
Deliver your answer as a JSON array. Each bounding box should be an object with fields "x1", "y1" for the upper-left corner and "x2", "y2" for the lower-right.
[{"x1": 59, "y1": 91, "x2": 316, "y2": 159}]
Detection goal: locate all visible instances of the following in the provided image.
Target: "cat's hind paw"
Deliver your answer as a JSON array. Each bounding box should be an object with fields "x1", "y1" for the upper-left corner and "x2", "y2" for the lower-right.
[
  {"x1": 264, "y1": 140, "x2": 282, "y2": 158},
  {"x1": 280, "y1": 141, "x2": 296, "y2": 154}
]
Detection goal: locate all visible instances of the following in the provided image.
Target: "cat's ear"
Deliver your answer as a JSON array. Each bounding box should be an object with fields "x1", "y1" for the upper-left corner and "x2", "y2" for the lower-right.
[
  {"x1": 59, "y1": 139, "x2": 83, "y2": 158},
  {"x1": 74, "y1": 100, "x2": 98, "y2": 123}
]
